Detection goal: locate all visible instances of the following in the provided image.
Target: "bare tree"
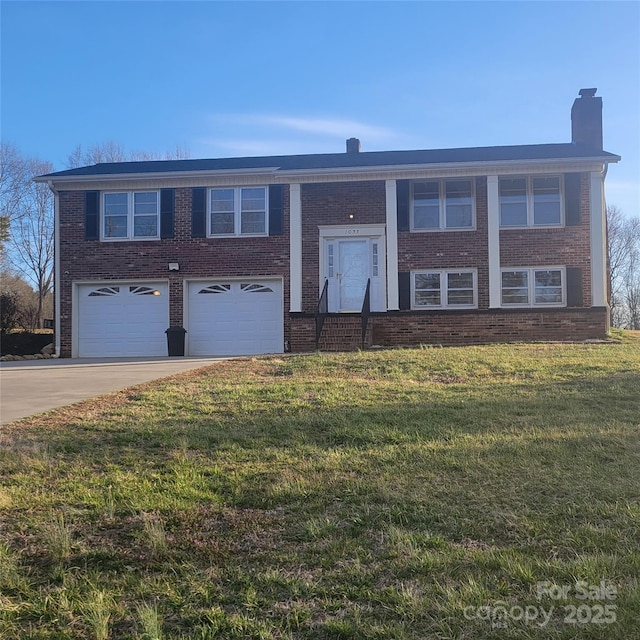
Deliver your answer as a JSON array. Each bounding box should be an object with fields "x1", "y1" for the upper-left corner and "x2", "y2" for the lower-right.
[
  {"x1": 0, "y1": 142, "x2": 32, "y2": 254},
  {"x1": 607, "y1": 205, "x2": 640, "y2": 329},
  {"x1": 66, "y1": 140, "x2": 190, "y2": 168},
  {"x1": 7, "y1": 158, "x2": 54, "y2": 329}
]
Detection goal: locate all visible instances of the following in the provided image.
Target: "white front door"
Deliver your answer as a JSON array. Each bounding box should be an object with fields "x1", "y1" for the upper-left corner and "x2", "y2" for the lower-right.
[
  {"x1": 336, "y1": 239, "x2": 369, "y2": 311},
  {"x1": 324, "y1": 237, "x2": 385, "y2": 312}
]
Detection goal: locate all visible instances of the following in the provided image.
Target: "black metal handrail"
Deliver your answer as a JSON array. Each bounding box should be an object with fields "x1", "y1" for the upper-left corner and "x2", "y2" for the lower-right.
[
  {"x1": 361, "y1": 278, "x2": 371, "y2": 350},
  {"x1": 315, "y1": 279, "x2": 329, "y2": 348}
]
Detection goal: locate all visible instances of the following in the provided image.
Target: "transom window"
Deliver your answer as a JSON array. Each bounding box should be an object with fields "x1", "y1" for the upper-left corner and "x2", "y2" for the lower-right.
[
  {"x1": 412, "y1": 179, "x2": 475, "y2": 231},
  {"x1": 412, "y1": 270, "x2": 477, "y2": 309},
  {"x1": 103, "y1": 191, "x2": 159, "y2": 240},
  {"x1": 501, "y1": 268, "x2": 565, "y2": 306},
  {"x1": 499, "y1": 176, "x2": 563, "y2": 227},
  {"x1": 209, "y1": 187, "x2": 267, "y2": 236}
]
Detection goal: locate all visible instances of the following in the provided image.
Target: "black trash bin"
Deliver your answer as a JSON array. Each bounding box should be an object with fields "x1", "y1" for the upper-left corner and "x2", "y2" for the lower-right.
[{"x1": 165, "y1": 326, "x2": 187, "y2": 357}]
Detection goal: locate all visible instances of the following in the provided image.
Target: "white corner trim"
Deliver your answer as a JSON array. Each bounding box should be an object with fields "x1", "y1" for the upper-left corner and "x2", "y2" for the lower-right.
[
  {"x1": 386, "y1": 180, "x2": 399, "y2": 310},
  {"x1": 487, "y1": 175, "x2": 501, "y2": 308},
  {"x1": 289, "y1": 184, "x2": 302, "y2": 312},
  {"x1": 590, "y1": 171, "x2": 607, "y2": 307}
]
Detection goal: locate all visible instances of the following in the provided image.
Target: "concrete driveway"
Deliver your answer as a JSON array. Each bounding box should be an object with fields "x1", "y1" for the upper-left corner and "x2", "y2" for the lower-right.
[{"x1": 0, "y1": 356, "x2": 230, "y2": 425}]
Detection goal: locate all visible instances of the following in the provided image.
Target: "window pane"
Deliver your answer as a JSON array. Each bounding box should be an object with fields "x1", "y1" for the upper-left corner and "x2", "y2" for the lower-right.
[
  {"x1": 241, "y1": 188, "x2": 266, "y2": 211},
  {"x1": 134, "y1": 215, "x2": 158, "y2": 237},
  {"x1": 447, "y1": 272, "x2": 474, "y2": 305},
  {"x1": 104, "y1": 193, "x2": 128, "y2": 216},
  {"x1": 133, "y1": 192, "x2": 158, "y2": 214},
  {"x1": 211, "y1": 212, "x2": 234, "y2": 234},
  {"x1": 211, "y1": 189, "x2": 235, "y2": 213},
  {"x1": 533, "y1": 201, "x2": 561, "y2": 225},
  {"x1": 415, "y1": 291, "x2": 441, "y2": 306},
  {"x1": 502, "y1": 270, "x2": 528, "y2": 304},
  {"x1": 414, "y1": 204, "x2": 440, "y2": 229},
  {"x1": 446, "y1": 203, "x2": 473, "y2": 228},
  {"x1": 372, "y1": 243, "x2": 379, "y2": 277},
  {"x1": 501, "y1": 202, "x2": 528, "y2": 226},
  {"x1": 500, "y1": 178, "x2": 526, "y2": 198},
  {"x1": 240, "y1": 188, "x2": 266, "y2": 234},
  {"x1": 499, "y1": 178, "x2": 527, "y2": 226},
  {"x1": 415, "y1": 273, "x2": 440, "y2": 290},
  {"x1": 413, "y1": 181, "x2": 440, "y2": 229},
  {"x1": 447, "y1": 272, "x2": 473, "y2": 289},
  {"x1": 104, "y1": 215, "x2": 127, "y2": 238},
  {"x1": 241, "y1": 211, "x2": 266, "y2": 234},
  {"x1": 448, "y1": 290, "x2": 474, "y2": 305},
  {"x1": 533, "y1": 177, "x2": 561, "y2": 225},
  {"x1": 413, "y1": 181, "x2": 439, "y2": 199},
  {"x1": 414, "y1": 273, "x2": 441, "y2": 306},
  {"x1": 534, "y1": 270, "x2": 563, "y2": 303}
]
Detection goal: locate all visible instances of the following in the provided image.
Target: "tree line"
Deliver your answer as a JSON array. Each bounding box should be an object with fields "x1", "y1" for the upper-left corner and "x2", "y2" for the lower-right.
[{"x1": 1, "y1": 141, "x2": 640, "y2": 332}]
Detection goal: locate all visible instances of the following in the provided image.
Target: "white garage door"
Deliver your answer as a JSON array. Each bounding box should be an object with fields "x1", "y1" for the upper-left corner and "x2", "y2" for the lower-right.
[
  {"x1": 187, "y1": 280, "x2": 283, "y2": 356},
  {"x1": 77, "y1": 283, "x2": 169, "y2": 357}
]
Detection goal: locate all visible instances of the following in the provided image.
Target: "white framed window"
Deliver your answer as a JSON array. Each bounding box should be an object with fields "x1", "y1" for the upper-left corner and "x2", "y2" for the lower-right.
[
  {"x1": 499, "y1": 176, "x2": 563, "y2": 228},
  {"x1": 209, "y1": 187, "x2": 267, "y2": 236},
  {"x1": 412, "y1": 269, "x2": 477, "y2": 309},
  {"x1": 411, "y1": 179, "x2": 475, "y2": 231},
  {"x1": 102, "y1": 191, "x2": 159, "y2": 240},
  {"x1": 501, "y1": 267, "x2": 566, "y2": 307}
]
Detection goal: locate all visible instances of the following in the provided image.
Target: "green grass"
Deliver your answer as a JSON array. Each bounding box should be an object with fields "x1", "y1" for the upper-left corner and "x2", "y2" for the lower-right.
[{"x1": 1, "y1": 334, "x2": 639, "y2": 639}]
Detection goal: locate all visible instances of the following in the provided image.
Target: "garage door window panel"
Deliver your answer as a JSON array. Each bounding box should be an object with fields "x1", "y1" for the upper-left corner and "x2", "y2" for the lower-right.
[
  {"x1": 199, "y1": 284, "x2": 231, "y2": 294},
  {"x1": 241, "y1": 283, "x2": 274, "y2": 293}
]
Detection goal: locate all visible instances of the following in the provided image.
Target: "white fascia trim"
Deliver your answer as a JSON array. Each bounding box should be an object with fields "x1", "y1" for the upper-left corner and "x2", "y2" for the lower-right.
[
  {"x1": 36, "y1": 155, "x2": 619, "y2": 188},
  {"x1": 34, "y1": 166, "x2": 281, "y2": 185},
  {"x1": 278, "y1": 156, "x2": 619, "y2": 180}
]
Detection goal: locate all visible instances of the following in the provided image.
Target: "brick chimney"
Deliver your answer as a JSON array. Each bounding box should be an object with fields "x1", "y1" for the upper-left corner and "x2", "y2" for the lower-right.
[
  {"x1": 346, "y1": 137, "x2": 361, "y2": 153},
  {"x1": 571, "y1": 88, "x2": 603, "y2": 149}
]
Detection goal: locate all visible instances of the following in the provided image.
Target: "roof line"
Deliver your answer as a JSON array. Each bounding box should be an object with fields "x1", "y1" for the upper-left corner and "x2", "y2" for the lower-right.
[{"x1": 35, "y1": 153, "x2": 620, "y2": 184}]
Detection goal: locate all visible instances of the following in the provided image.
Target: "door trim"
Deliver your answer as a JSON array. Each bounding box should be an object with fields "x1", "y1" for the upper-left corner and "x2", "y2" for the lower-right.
[{"x1": 318, "y1": 225, "x2": 387, "y2": 312}]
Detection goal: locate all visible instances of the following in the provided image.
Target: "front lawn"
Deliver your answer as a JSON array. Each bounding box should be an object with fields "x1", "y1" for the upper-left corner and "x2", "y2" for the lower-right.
[{"x1": 1, "y1": 335, "x2": 639, "y2": 639}]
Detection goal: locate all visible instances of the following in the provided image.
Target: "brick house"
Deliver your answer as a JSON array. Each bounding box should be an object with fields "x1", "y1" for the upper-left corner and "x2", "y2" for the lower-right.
[{"x1": 37, "y1": 89, "x2": 620, "y2": 358}]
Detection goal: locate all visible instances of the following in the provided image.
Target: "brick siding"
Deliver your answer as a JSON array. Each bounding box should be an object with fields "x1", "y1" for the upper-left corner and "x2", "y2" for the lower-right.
[
  {"x1": 58, "y1": 171, "x2": 604, "y2": 357},
  {"x1": 58, "y1": 187, "x2": 290, "y2": 356}
]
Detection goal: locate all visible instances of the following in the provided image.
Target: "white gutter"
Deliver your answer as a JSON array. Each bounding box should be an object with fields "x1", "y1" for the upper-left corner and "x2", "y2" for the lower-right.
[{"x1": 33, "y1": 166, "x2": 282, "y2": 184}]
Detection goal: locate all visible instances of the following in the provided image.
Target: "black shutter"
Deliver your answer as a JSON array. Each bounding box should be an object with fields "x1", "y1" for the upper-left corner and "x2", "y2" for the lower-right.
[
  {"x1": 566, "y1": 267, "x2": 583, "y2": 307},
  {"x1": 191, "y1": 187, "x2": 206, "y2": 238},
  {"x1": 269, "y1": 184, "x2": 284, "y2": 235},
  {"x1": 565, "y1": 173, "x2": 582, "y2": 226},
  {"x1": 160, "y1": 188, "x2": 175, "y2": 239},
  {"x1": 397, "y1": 180, "x2": 410, "y2": 231},
  {"x1": 398, "y1": 272, "x2": 411, "y2": 310},
  {"x1": 85, "y1": 191, "x2": 99, "y2": 240}
]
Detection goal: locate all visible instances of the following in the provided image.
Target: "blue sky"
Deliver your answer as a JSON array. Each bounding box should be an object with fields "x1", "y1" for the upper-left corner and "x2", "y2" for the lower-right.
[{"x1": 2, "y1": 1, "x2": 639, "y2": 216}]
